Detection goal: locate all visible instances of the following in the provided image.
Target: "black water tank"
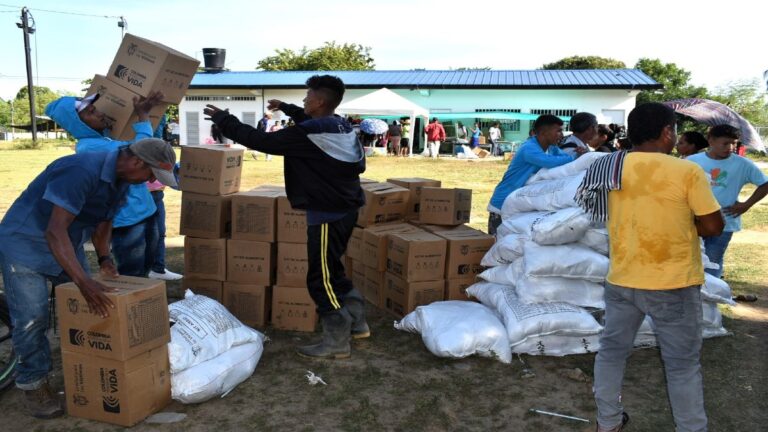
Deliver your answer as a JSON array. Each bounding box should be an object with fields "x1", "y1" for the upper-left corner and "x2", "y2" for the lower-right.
[{"x1": 202, "y1": 48, "x2": 226, "y2": 70}]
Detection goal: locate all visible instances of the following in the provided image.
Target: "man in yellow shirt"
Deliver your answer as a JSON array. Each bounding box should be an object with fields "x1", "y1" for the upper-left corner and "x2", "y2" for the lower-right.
[{"x1": 592, "y1": 103, "x2": 724, "y2": 432}]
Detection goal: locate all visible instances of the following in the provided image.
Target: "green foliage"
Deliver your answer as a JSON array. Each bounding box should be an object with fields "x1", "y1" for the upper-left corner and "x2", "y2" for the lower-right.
[
  {"x1": 81, "y1": 77, "x2": 93, "y2": 93},
  {"x1": 634, "y1": 58, "x2": 709, "y2": 104},
  {"x1": 166, "y1": 104, "x2": 179, "y2": 121},
  {"x1": 257, "y1": 41, "x2": 375, "y2": 71},
  {"x1": 541, "y1": 55, "x2": 626, "y2": 70},
  {"x1": 9, "y1": 138, "x2": 58, "y2": 150},
  {"x1": 710, "y1": 79, "x2": 768, "y2": 127},
  {"x1": 9, "y1": 85, "x2": 62, "y2": 127}
]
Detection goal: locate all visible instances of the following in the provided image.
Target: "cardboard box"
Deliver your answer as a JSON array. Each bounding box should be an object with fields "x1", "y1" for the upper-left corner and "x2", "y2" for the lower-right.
[
  {"x1": 383, "y1": 274, "x2": 444, "y2": 318},
  {"x1": 445, "y1": 277, "x2": 477, "y2": 301},
  {"x1": 184, "y1": 237, "x2": 227, "y2": 281},
  {"x1": 416, "y1": 223, "x2": 475, "y2": 234},
  {"x1": 472, "y1": 147, "x2": 491, "y2": 158},
  {"x1": 106, "y1": 33, "x2": 200, "y2": 104},
  {"x1": 180, "y1": 192, "x2": 232, "y2": 239},
  {"x1": 180, "y1": 278, "x2": 223, "y2": 302},
  {"x1": 87, "y1": 74, "x2": 169, "y2": 142},
  {"x1": 56, "y1": 276, "x2": 169, "y2": 361},
  {"x1": 350, "y1": 260, "x2": 366, "y2": 301},
  {"x1": 62, "y1": 346, "x2": 170, "y2": 427},
  {"x1": 347, "y1": 227, "x2": 363, "y2": 261},
  {"x1": 362, "y1": 223, "x2": 422, "y2": 271},
  {"x1": 179, "y1": 145, "x2": 244, "y2": 196},
  {"x1": 360, "y1": 177, "x2": 378, "y2": 184},
  {"x1": 357, "y1": 182, "x2": 410, "y2": 227},
  {"x1": 231, "y1": 188, "x2": 284, "y2": 242},
  {"x1": 363, "y1": 266, "x2": 386, "y2": 308},
  {"x1": 226, "y1": 240, "x2": 274, "y2": 285},
  {"x1": 276, "y1": 242, "x2": 308, "y2": 287},
  {"x1": 437, "y1": 229, "x2": 495, "y2": 279},
  {"x1": 386, "y1": 231, "x2": 447, "y2": 282},
  {"x1": 277, "y1": 196, "x2": 307, "y2": 243},
  {"x1": 387, "y1": 178, "x2": 442, "y2": 221},
  {"x1": 419, "y1": 187, "x2": 472, "y2": 226},
  {"x1": 271, "y1": 286, "x2": 318, "y2": 332},
  {"x1": 223, "y1": 283, "x2": 271, "y2": 328}
]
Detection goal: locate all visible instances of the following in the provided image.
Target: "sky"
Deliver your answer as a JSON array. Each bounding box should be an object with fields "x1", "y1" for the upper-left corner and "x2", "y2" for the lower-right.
[{"x1": 0, "y1": 0, "x2": 766, "y2": 101}]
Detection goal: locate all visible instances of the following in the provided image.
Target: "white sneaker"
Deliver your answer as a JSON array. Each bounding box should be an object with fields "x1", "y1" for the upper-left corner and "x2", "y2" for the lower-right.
[{"x1": 148, "y1": 269, "x2": 183, "y2": 281}]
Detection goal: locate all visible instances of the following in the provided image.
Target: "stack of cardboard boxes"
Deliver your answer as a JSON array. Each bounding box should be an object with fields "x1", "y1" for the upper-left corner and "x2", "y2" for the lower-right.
[
  {"x1": 85, "y1": 34, "x2": 199, "y2": 141},
  {"x1": 57, "y1": 276, "x2": 171, "y2": 426},
  {"x1": 344, "y1": 178, "x2": 494, "y2": 318}
]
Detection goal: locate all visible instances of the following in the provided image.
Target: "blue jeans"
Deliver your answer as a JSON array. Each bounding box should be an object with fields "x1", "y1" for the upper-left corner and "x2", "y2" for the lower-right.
[
  {"x1": 0, "y1": 253, "x2": 71, "y2": 389},
  {"x1": 150, "y1": 191, "x2": 167, "y2": 273},
  {"x1": 112, "y1": 215, "x2": 158, "y2": 277},
  {"x1": 594, "y1": 282, "x2": 706, "y2": 432},
  {"x1": 702, "y1": 231, "x2": 733, "y2": 279}
]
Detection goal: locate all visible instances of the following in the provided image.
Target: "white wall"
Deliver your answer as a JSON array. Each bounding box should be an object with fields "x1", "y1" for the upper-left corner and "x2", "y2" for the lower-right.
[{"x1": 180, "y1": 87, "x2": 638, "y2": 145}]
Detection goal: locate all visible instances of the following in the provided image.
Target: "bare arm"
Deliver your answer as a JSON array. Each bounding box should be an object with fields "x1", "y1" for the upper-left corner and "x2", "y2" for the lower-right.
[
  {"x1": 695, "y1": 209, "x2": 725, "y2": 237},
  {"x1": 723, "y1": 182, "x2": 768, "y2": 217},
  {"x1": 46, "y1": 206, "x2": 116, "y2": 317},
  {"x1": 91, "y1": 220, "x2": 119, "y2": 278}
]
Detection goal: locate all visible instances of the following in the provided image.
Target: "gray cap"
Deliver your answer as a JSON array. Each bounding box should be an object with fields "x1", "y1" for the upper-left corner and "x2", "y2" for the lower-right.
[{"x1": 129, "y1": 138, "x2": 177, "y2": 187}]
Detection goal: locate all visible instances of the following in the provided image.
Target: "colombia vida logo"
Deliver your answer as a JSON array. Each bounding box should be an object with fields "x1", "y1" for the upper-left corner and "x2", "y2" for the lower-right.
[
  {"x1": 114, "y1": 65, "x2": 130, "y2": 80},
  {"x1": 102, "y1": 369, "x2": 121, "y2": 413},
  {"x1": 69, "y1": 329, "x2": 85, "y2": 346}
]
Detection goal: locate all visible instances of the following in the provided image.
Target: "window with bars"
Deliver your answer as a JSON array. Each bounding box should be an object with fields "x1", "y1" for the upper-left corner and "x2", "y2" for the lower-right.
[
  {"x1": 528, "y1": 108, "x2": 577, "y2": 130},
  {"x1": 185, "y1": 111, "x2": 199, "y2": 145},
  {"x1": 474, "y1": 108, "x2": 521, "y2": 132},
  {"x1": 185, "y1": 96, "x2": 257, "y2": 101}
]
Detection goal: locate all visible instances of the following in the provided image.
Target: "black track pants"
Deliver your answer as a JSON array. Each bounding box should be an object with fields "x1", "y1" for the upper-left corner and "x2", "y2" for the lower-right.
[{"x1": 306, "y1": 211, "x2": 357, "y2": 314}]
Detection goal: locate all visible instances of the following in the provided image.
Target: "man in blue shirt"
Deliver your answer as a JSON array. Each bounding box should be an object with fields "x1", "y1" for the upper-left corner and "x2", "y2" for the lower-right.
[
  {"x1": 0, "y1": 139, "x2": 176, "y2": 419},
  {"x1": 688, "y1": 124, "x2": 768, "y2": 278},
  {"x1": 45, "y1": 90, "x2": 166, "y2": 277},
  {"x1": 487, "y1": 114, "x2": 585, "y2": 234}
]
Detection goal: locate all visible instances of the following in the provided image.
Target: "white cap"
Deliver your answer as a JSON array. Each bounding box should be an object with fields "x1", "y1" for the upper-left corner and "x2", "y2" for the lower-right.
[{"x1": 75, "y1": 93, "x2": 99, "y2": 113}]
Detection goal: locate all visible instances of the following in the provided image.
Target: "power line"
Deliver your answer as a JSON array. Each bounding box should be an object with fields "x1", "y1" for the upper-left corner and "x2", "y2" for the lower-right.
[{"x1": 0, "y1": 3, "x2": 122, "y2": 19}]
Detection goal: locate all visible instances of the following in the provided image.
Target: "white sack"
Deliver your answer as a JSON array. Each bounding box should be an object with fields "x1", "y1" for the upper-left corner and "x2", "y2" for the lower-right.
[
  {"x1": 526, "y1": 152, "x2": 610, "y2": 184},
  {"x1": 481, "y1": 233, "x2": 528, "y2": 266},
  {"x1": 168, "y1": 290, "x2": 264, "y2": 373},
  {"x1": 501, "y1": 172, "x2": 585, "y2": 215},
  {"x1": 478, "y1": 260, "x2": 522, "y2": 286},
  {"x1": 523, "y1": 242, "x2": 610, "y2": 282},
  {"x1": 516, "y1": 275, "x2": 605, "y2": 309},
  {"x1": 701, "y1": 274, "x2": 736, "y2": 305},
  {"x1": 465, "y1": 281, "x2": 603, "y2": 346},
  {"x1": 701, "y1": 300, "x2": 727, "y2": 340},
  {"x1": 394, "y1": 301, "x2": 512, "y2": 363},
  {"x1": 578, "y1": 228, "x2": 610, "y2": 256},
  {"x1": 497, "y1": 211, "x2": 550, "y2": 237},
  {"x1": 530, "y1": 207, "x2": 592, "y2": 246},
  {"x1": 511, "y1": 333, "x2": 601, "y2": 356},
  {"x1": 171, "y1": 341, "x2": 264, "y2": 404}
]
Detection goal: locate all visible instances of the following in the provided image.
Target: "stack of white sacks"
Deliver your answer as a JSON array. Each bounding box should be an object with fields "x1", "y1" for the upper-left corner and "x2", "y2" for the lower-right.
[{"x1": 396, "y1": 153, "x2": 733, "y2": 362}]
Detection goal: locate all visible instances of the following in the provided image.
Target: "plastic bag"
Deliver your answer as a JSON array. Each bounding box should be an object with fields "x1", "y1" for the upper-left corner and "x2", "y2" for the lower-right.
[
  {"x1": 478, "y1": 259, "x2": 522, "y2": 286},
  {"x1": 481, "y1": 233, "x2": 528, "y2": 267},
  {"x1": 526, "y1": 152, "x2": 609, "y2": 184},
  {"x1": 171, "y1": 341, "x2": 264, "y2": 404},
  {"x1": 530, "y1": 207, "x2": 591, "y2": 246},
  {"x1": 578, "y1": 228, "x2": 610, "y2": 256},
  {"x1": 394, "y1": 301, "x2": 512, "y2": 363},
  {"x1": 168, "y1": 290, "x2": 264, "y2": 373},
  {"x1": 516, "y1": 275, "x2": 605, "y2": 309},
  {"x1": 511, "y1": 333, "x2": 601, "y2": 356},
  {"x1": 496, "y1": 211, "x2": 549, "y2": 237},
  {"x1": 523, "y1": 242, "x2": 609, "y2": 282},
  {"x1": 501, "y1": 172, "x2": 585, "y2": 215},
  {"x1": 465, "y1": 281, "x2": 603, "y2": 346},
  {"x1": 701, "y1": 274, "x2": 736, "y2": 305}
]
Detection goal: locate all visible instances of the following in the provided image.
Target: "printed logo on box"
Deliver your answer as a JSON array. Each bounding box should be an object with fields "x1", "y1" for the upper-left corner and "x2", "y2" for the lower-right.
[
  {"x1": 113, "y1": 65, "x2": 147, "y2": 89},
  {"x1": 68, "y1": 328, "x2": 113, "y2": 351},
  {"x1": 100, "y1": 368, "x2": 121, "y2": 413}
]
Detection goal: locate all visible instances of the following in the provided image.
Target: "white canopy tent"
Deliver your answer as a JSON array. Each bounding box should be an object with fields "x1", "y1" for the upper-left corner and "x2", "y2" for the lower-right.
[{"x1": 337, "y1": 88, "x2": 430, "y2": 155}]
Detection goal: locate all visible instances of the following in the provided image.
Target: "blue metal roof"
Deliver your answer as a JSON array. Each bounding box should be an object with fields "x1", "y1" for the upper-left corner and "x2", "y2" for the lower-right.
[{"x1": 190, "y1": 69, "x2": 661, "y2": 90}]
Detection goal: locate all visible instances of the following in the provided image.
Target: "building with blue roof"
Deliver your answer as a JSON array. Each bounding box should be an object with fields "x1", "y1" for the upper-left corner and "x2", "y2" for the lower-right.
[{"x1": 179, "y1": 69, "x2": 661, "y2": 148}]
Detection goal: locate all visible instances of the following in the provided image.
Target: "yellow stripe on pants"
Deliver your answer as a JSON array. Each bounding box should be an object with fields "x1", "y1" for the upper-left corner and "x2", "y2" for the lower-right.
[{"x1": 320, "y1": 223, "x2": 341, "y2": 309}]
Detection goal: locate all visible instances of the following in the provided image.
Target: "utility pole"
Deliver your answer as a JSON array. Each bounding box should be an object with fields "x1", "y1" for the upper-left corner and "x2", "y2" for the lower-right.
[{"x1": 17, "y1": 7, "x2": 36, "y2": 142}]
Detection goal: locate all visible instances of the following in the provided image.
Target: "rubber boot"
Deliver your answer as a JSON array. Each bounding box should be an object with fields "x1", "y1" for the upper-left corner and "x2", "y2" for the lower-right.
[
  {"x1": 297, "y1": 308, "x2": 352, "y2": 359},
  {"x1": 341, "y1": 288, "x2": 371, "y2": 339}
]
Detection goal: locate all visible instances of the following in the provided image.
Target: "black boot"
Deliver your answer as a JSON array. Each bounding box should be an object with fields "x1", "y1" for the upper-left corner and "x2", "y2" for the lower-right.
[
  {"x1": 23, "y1": 381, "x2": 64, "y2": 419},
  {"x1": 297, "y1": 308, "x2": 352, "y2": 359},
  {"x1": 341, "y1": 288, "x2": 371, "y2": 339}
]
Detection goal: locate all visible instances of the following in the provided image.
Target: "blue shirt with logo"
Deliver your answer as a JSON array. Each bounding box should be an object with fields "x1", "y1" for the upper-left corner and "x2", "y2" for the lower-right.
[
  {"x1": 0, "y1": 151, "x2": 129, "y2": 276},
  {"x1": 687, "y1": 153, "x2": 768, "y2": 232}
]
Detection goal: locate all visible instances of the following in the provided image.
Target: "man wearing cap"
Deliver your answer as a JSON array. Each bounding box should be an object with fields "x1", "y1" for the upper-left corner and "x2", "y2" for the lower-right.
[
  {"x1": 45, "y1": 90, "x2": 168, "y2": 277},
  {"x1": 0, "y1": 138, "x2": 176, "y2": 419}
]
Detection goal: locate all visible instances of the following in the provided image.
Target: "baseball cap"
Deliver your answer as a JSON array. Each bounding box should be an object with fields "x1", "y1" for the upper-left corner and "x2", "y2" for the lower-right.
[
  {"x1": 75, "y1": 93, "x2": 100, "y2": 113},
  {"x1": 129, "y1": 138, "x2": 177, "y2": 187}
]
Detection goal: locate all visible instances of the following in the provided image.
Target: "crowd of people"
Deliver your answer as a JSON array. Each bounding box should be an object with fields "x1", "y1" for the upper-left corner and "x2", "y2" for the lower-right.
[{"x1": 1, "y1": 71, "x2": 766, "y2": 431}]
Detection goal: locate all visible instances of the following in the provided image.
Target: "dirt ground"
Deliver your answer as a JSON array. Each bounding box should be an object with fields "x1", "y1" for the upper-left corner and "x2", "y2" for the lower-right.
[{"x1": 1, "y1": 282, "x2": 766, "y2": 432}]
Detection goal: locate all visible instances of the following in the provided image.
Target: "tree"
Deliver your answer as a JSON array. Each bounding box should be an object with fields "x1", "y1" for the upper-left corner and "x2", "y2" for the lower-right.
[
  {"x1": 12, "y1": 86, "x2": 62, "y2": 126},
  {"x1": 634, "y1": 58, "x2": 708, "y2": 104},
  {"x1": 541, "y1": 56, "x2": 626, "y2": 70},
  {"x1": 711, "y1": 79, "x2": 768, "y2": 127},
  {"x1": 257, "y1": 41, "x2": 374, "y2": 71}
]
